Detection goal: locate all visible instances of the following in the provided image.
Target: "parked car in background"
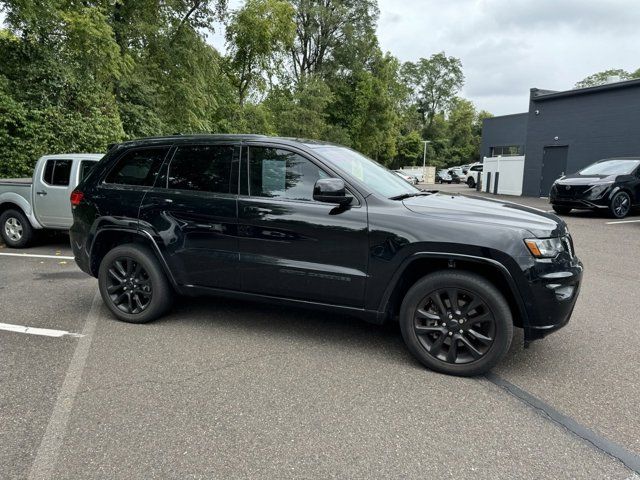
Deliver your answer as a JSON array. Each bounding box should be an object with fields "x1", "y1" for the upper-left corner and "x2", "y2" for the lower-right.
[
  {"x1": 466, "y1": 163, "x2": 483, "y2": 188},
  {"x1": 0, "y1": 153, "x2": 102, "y2": 247},
  {"x1": 550, "y1": 157, "x2": 640, "y2": 218},
  {"x1": 436, "y1": 169, "x2": 452, "y2": 184},
  {"x1": 70, "y1": 134, "x2": 583, "y2": 377},
  {"x1": 394, "y1": 170, "x2": 418, "y2": 185},
  {"x1": 449, "y1": 168, "x2": 465, "y2": 184}
]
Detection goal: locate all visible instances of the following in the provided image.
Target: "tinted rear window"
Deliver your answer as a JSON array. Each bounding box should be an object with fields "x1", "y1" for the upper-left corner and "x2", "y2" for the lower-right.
[
  {"x1": 43, "y1": 159, "x2": 73, "y2": 186},
  {"x1": 168, "y1": 145, "x2": 235, "y2": 193},
  {"x1": 105, "y1": 148, "x2": 169, "y2": 186}
]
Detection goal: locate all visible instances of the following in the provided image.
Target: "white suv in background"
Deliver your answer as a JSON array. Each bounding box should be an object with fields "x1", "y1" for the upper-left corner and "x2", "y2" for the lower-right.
[{"x1": 466, "y1": 163, "x2": 483, "y2": 188}]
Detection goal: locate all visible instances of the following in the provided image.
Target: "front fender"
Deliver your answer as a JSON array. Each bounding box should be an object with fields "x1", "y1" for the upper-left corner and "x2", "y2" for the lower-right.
[{"x1": 375, "y1": 250, "x2": 531, "y2": 335}]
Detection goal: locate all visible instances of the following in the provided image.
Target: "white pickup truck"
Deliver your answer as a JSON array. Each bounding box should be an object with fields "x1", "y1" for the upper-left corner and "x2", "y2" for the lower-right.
[{"x1": 0, "y1": 153, "x2": 102, "y2": 247}]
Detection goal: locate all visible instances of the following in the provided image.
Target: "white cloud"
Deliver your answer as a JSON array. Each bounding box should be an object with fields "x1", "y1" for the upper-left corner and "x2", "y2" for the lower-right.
[{"x1": 377, "y1": 0, "x2": 640, "y2": 114}]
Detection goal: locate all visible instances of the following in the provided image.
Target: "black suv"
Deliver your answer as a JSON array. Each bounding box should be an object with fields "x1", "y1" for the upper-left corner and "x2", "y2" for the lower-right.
[
  {"x1": 550, "y1": 157, "x2": 640, "y2": 218},
  {"x1": 70, "y1": 135, "x2": 583, "y2": 376}
]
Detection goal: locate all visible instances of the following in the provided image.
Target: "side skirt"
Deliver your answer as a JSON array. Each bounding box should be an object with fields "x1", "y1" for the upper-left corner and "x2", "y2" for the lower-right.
[{"x1": 176, "y1": 284, "x2": 382, "y2": 324}]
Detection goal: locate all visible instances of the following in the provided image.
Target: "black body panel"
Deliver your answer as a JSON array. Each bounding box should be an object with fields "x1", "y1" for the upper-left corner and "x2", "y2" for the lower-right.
[{"x1": 70, "y1": 134, "x2": 584, "y2": 344}]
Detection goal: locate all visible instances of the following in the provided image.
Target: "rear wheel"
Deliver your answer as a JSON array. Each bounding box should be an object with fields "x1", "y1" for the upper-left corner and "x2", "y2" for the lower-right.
[
  {"x1": 609, "y1": 191, "x2": 631, "y2": 218},
  {"x1": 98, "y1": 243, "x2": 173, "y2": 323},
  {"x1": 0, "y1": 209, "x2": 34, "y2": 248},
  {"x1": 399, "y1": 271, "x2": 513, "y2": 376},
  {"x1": 552, "y1": 205, "x2": 572, "y2": 215}
]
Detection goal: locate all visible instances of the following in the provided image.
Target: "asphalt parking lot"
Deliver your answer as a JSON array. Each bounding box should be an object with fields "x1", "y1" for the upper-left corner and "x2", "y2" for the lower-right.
[{"x1": 1, "y1": 186, "x2": 639, "y2": 479}]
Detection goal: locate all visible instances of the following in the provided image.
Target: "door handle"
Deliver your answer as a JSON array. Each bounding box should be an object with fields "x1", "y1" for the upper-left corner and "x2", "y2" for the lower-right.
[{"x1": 36, "y1": 190, "x2": 47, "y2": 196}]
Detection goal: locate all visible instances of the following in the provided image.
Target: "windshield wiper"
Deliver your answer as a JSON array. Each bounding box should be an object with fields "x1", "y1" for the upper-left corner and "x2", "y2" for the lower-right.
[{"x1": 389, "y1": 191, "x2": 434, "y2": 201}]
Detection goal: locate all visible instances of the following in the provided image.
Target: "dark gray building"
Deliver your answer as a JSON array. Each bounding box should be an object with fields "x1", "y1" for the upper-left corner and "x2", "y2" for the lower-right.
[{"x1": 481, "y1": 78, "x2": 640, "y2": 196}]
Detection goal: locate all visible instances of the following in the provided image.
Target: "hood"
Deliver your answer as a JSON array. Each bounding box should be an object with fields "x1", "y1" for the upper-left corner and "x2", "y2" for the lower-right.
[
  {"x1": 403, "y1": 193, "x2": 565, "y2": 238},
  {"x1": 555, "y1": 173, "x2": 617, "y2": 185}
]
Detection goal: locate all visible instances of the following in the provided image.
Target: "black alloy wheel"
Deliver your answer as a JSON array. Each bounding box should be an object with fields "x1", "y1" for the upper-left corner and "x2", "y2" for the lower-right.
[
  {"x1": 610, "y1": 191, "x2": 631, "y2": 218},
  {"x1": 467, "y1": 177, "x2": 476, "y2": 188},
  {"x1": 106, "y1": 257, "x2": 153, "y2": 314},
  {"x1": 413, "y1": 288, "x2": 495, "y2": 364},
  {"x1": 399, "y1": 271, "x2": 513, "y2": 376},
  {"x1": 98, "y1": 243, "x2": 173, "y2": 323}
]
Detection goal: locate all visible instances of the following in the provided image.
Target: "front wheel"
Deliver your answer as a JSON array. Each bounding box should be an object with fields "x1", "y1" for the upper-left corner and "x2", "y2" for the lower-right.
[
  {"x1": 0, "y1": 209, "x2": 34, "y2": 248},
  {"x1": 98, "y1": 243, "x2": 173, "y2": 323},
  {"x1": 609, "y1": 191, "x2": 631, "y2": 218},
  {"x1": 399, "y1": 271, "x2": 513, "y2": 377},
  {"x1": 467, "y1": 177, "x2": 476, "y2": 188}
]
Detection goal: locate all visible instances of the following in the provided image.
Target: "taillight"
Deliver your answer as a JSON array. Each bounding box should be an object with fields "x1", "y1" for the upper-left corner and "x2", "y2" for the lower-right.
[{"x1": 70, "y1": 190, "x2": 84, "y2": 206}]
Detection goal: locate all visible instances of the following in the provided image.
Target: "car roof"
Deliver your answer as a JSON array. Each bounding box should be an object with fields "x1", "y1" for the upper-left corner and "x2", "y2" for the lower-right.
[
  {"x1": 115, "y1": 134, "x2": 340, "y2": 150},
  {"x1": 597, "y1": 157, "x2": 640, "y2": 162},
  {"x1": 41, "y1": 153, "x2": 103, "y2": 160}
]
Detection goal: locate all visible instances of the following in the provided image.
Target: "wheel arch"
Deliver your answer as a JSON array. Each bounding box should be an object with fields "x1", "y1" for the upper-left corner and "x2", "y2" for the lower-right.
[
  {"x1": 89, "y1": 228, "x2": 178, "y2": 288},
  {"x1": 0, "y1": 195, "x2": 42, "y2": 229},
  {"x1": 378, "y1": 252, "x2": 529, "y2": 331}
]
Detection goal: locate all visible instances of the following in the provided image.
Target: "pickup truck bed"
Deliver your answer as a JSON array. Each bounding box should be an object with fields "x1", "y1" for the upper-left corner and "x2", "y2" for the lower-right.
[{"x1": 0, "y1": 153, "x2": 102, "y2": 247}]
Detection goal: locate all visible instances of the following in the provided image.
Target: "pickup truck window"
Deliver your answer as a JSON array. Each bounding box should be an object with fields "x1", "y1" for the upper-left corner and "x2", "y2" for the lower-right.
[
  {"x1": 168, "y1": 145, "x2": 234, "y2": 194},
  {"x1": 105, "y1": 147, "x2": 169, "y2": 186},
  {"x1": 248, "y1": 147, "x2": 327, "y2": 201},
  {"x1": 43, "y1": 159, "x2": 73, "y2": 186}
]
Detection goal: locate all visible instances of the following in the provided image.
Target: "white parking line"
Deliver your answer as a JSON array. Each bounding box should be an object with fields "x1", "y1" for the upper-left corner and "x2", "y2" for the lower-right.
[
  {"x1": 0, "y1": 252, "x2": 75, "y2": 260},
  {"x1": 0, "y1": 322, "x2": 83, "y2": 338},
  {"x1": 606, "y1": 219, "x2": 640, "y2": 225}
]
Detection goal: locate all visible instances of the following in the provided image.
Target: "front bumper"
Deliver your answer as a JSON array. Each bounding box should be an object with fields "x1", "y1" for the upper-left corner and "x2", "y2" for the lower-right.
[
  {"x1": 520, "y1": 254, "x2": 584, "y2": 341},
  {"x1": 549, "y1": 184, "x2": 611, "y2": 210}
]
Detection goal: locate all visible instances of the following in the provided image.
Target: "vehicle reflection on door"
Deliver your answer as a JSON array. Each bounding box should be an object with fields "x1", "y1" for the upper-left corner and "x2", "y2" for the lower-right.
[{"x1": 237, "y1": 198, "x2": 368, "y2": 307}]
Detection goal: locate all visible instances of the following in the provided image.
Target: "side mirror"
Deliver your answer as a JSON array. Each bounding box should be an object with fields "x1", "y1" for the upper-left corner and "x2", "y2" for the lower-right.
[{"x1": 313, "y1": 178, "x2": 352, "y2": 205}]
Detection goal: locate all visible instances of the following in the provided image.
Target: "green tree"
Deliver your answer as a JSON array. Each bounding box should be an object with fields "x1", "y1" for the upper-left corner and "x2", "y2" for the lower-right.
[
  {"x1": 395, "y1": 130, "x2": 422, "y2": 168},
  {"x1": 574, "y1": 68, "x2": 639, "y2": 88},
  {"x1": 225, "y1": 0, "x2": 296, "y2": 106},
  {"x1": 401, "y1": 52, "x2": 464, "y2": 130},
  {"x1": 288, "y1": 0, "x2": 379, "y2": 81}
]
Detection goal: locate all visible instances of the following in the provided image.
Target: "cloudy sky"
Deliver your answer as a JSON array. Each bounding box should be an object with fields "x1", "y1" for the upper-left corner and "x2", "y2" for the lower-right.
[
  {"x1": 2, "y1": 0, "x2": 638, "y2": 116},
  {"x1": 375, "y1": 0, "x2": 640, "y2": 115}
]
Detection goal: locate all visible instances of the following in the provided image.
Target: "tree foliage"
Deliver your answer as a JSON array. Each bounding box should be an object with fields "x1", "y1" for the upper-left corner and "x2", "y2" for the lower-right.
[
  {"x1": 0, "y1": 0, "x2": 488, "y2": 177},
  {"x1": 575, "y1": 68, "x2": 640, "y2": 89}
]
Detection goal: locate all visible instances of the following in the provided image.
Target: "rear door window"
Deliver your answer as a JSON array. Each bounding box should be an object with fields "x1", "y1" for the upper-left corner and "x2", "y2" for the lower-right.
[
  {"x1": 43, "y1": 159, "x2": 73, "y2": 186},
  {"x1": 105, "y1": 147, "x2": 169, "y2": 186},
  {"x1": 168, "y1": 145, "x2": 235, "y2": 194}
]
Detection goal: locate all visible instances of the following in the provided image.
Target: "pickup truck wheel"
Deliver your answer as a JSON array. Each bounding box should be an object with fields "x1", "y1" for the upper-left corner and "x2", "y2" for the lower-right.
[
  {"x1": 399, "y1": 271, "x2": 513, "y2": 377},
  {"x1": 98, "y1": 244, "x2": 173, "y2": 323},
  {"x1": 467, "y1": 177, "x2": 476, "y2": 188},
  {"x1": 1, "y1": 209, "x2": 34, "y2": 248}
]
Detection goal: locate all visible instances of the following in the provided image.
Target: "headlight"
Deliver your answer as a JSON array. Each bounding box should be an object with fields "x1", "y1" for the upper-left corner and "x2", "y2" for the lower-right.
[
  {"x1": 524, "y1": 237, "x2": 564, "y2": 258},
  {"x1": 586, "y1": 182, "x2": 614, "y2": 198}
]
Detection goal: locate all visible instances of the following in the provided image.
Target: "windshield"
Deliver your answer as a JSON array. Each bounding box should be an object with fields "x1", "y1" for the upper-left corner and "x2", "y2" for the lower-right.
[
  {"x1": 580, "y1": 159, "x2": 640, "y2": 175},
  {"x1": 313, "y1": 146, "x2": 420, "y2": 198}
]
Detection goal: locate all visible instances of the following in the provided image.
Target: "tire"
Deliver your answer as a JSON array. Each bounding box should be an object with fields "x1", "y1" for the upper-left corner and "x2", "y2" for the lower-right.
[
  {"x1": 552, "y1": 205, "x2": 572, "y2": 215},
  {"x1": 399, "y1": 271, "x2": 513, "y2": 377},
  {"x1": 609, "y1": 191, "x2": 631, "y2": 219},
  {"x1": 0, "y1": 209, "x2": 34, "y2": 248},
  {"x1": 98, "y1": 243, "x2": 173, "y2": 323},
  {"x1": 467, "y1": 177, "x2": 476, "y2": 188}
]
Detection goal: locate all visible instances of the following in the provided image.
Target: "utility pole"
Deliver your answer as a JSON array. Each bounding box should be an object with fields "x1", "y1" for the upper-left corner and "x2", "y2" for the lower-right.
[{"x1": 422, "y1": 140, "x2": 431, "y2": 183}]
